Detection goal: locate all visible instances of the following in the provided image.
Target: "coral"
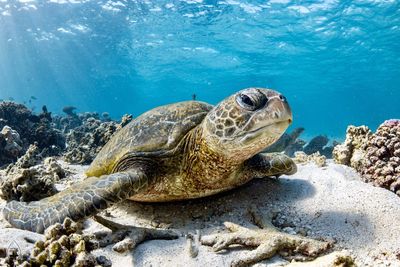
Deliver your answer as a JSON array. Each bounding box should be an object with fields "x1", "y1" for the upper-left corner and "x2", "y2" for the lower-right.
[
  {"x1": 62, "y1": 106, "x2": 77, "y2": 116},
  {"x1": 0, "y1": 126, "x2": 23, "y2": 166},
  {"x1": 333, "y1": 121, "x2": 400, "y2": 195},
  {"x1": 294, "y1": 151, "x2": 327, "y2": 167},
  {"x1": 333, "y1": 125, "x2": 372, "y2": 167},
  {"x1": 285, "y1": 139, "x2": 306, "y2": 158},
  {"x1": 118, "y1": 114, "x2": 133, "y2": 129},
  {"x1": 0, "y1": 101, "x2": 65, "y2": 166},
  {"x1": 201, "y1": 208, "x2": 331, "y2": 267},
  {"x1": 360, "y1": 120, "x2": 400, "y2": 195},
  {"x1": 64, "y1": 118, "x2": 118, "y2": 164},
  {"x1": 101, "y1": 112, "x2": 111, "y2": 122},
  {"x1": 303, "y1": 135, "x2": 329, "y2": 155},
  {"x1": 265, "y1": 128, "x2": 335, "y2": 158},
  {"x1": 286, "y1": 250, "x2": 355, "y2": 267},
  {"x1": 3, "y1": 218, "x2": 111, "y2": 267},
  {"x1": 0, "y1": 144, "x2": 69, "y2": 201},
  {"x1": 64, "y1": 114, "x2": 132, "y2": 164},
  {"x1": 264, "y1": 127, "x2": 305, "y2": 156}
]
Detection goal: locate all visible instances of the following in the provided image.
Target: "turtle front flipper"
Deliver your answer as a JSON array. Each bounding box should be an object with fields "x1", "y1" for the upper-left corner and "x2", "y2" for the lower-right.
[
  {"x1": 3, "y1": 169, "x2": 150, "y2": 233},
  {"x1": 244, "y1": 152, "x2": 297, "y2": 179}
]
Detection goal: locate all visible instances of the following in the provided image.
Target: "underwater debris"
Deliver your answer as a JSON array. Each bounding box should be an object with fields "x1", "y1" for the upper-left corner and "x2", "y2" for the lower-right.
[
  {"x1": 1, "y1": 218, "x2": 111, "y2": 267},
  {"x1": 62, "y1": 106, "x2": 77, "y2": 117},
  {"x1": 333, "y1": 120, "x2": 400, "y2": 195},
  {"x1": 0, "y1": 144, "x2": 69, "y2": 201}
]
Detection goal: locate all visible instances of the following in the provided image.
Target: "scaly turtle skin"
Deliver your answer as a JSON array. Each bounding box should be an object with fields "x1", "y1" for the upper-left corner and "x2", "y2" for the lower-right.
[{"x1": 3, "y1": 88, "x2": 296, "y2": 233}]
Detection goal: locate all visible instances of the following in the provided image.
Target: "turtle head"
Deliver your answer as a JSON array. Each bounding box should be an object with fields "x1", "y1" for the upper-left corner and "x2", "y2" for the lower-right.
[{"x1": 202, "y1": 87, "x2": 292, "y2": 161}]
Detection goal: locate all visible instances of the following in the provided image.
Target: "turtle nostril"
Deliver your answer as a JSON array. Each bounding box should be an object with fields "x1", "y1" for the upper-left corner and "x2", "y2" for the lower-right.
[{"x1": 279, "y1": 94, "x2": 286, "y2": 102}]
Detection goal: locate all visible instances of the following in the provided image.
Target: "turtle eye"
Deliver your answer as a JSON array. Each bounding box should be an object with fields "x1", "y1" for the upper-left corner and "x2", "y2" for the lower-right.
[{"x1": 236, "y1": 92, "x2": 268, "y2": 111}]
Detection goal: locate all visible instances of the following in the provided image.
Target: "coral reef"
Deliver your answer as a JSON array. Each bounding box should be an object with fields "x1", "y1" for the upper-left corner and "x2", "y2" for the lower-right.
[
  {"x1": 0, "y1": 101, "x2": 65, "y2": 166},
  {"x1": 0, "y1": 101, "x2": 133, "y2": 167},
  {"x1": 333, "y1": 120, "x2": 400, "y2": 195},
  {"x1": 63, "y1": 114, "x2": 132, "y2": 164},
  {"x1": 0, "y1": 144, "x2": 69, "y2": 201},
  {"x1": 0, "y1": 218, "x2": 112, "y2": 267}
]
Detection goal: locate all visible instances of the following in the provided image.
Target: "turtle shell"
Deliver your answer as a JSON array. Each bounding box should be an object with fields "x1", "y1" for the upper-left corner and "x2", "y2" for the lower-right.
[{"x1": 85, "y1": 101, "x2": 213, "y2": 177}]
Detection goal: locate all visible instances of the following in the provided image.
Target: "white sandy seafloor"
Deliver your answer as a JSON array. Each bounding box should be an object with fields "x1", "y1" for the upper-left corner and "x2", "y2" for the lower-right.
[{"x1": 1, "y1": 161, "x2": 400, "y2": 266}]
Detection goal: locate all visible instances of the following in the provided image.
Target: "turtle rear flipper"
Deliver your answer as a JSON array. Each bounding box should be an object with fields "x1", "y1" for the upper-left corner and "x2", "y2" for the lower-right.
[{"x1": 3, "y1": 169, "x2": 150, "y2": 233}]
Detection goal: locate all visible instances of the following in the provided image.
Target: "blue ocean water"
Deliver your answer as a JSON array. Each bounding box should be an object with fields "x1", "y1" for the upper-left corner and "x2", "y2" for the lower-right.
[{"x1": 0, "y1": 0, "x2": 399, "y2": 140}]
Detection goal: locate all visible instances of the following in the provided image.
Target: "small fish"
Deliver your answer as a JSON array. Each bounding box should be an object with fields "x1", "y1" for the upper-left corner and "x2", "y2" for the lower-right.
[
  {"x1": 8, "y1": 97, "x2": 14, "y2": 101},
  {"x1": 30, "y1": 96, "x2": 37, "y2": 100},
  {"x1": 192, "y1": 94, "x2": 196, "y2": 101}
]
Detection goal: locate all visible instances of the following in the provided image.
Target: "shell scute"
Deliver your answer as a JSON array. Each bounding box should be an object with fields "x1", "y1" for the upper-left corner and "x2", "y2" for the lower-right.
[{"x1": 85, "y1": 101, "x2": 212, "y2": 177}]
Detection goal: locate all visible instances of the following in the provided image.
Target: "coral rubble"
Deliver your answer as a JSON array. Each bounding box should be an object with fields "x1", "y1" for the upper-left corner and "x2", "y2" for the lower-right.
[{"x1": 333, "y1": 120, "x2": 400, "y2": 195}]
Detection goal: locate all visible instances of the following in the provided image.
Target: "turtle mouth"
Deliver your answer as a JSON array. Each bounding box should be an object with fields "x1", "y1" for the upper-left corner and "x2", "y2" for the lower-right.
[
  {"x1": 247, "y1": 119, "x2": 291, "y2": 135},
  {"x1": 239, "y1": 119, "x2": 291, "y2": 144}
]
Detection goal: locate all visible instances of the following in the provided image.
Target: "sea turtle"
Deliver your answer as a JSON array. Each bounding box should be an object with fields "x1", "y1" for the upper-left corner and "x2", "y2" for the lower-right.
[{"x1": 3, "y1": 88, "x2": 329, "y2": 265}]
